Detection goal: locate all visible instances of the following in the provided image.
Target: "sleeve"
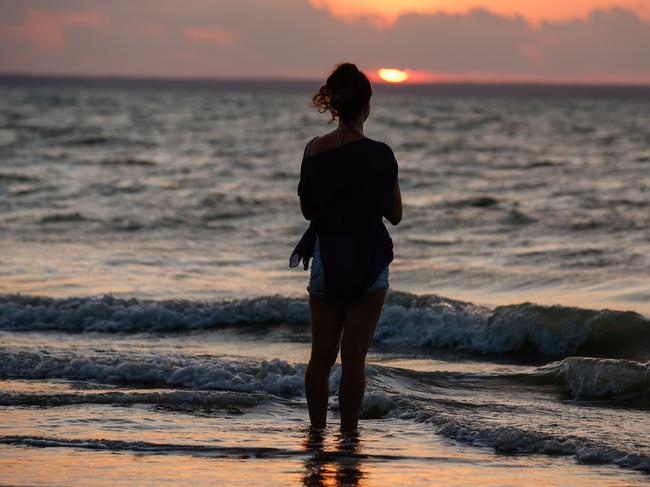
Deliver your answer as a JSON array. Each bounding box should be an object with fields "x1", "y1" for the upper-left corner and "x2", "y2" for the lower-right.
[
  {"x1": 384, "y1": 143, "x2": 398, "y2": 191},
  {"x1": 297, "y1": 137, "x2": 316, "y2": 197},
  {"x1": 297, "y1": 158, "x2": 308, "y2": 198}
]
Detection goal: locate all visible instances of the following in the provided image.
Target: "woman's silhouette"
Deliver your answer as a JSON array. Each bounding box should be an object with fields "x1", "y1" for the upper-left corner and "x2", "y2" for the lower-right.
[{"x1": 290, "y1": 62, "x2": 402, "y2": 432}]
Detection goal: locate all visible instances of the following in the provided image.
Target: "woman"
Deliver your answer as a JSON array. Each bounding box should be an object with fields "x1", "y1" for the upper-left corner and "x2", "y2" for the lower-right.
[{"x1": 290, "y1": 62, "x2": 402, "y2": 432}]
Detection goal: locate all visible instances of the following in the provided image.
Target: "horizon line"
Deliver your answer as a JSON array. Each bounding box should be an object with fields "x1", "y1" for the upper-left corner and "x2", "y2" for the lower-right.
[{"x1": 2, "y1": 71, "x2": 650, "y2": 89}]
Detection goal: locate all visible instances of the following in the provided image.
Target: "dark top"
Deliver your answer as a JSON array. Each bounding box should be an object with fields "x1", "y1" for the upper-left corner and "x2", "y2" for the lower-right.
[{"x1": 289, "y1": 136, "x2": 398, "y2": 305}]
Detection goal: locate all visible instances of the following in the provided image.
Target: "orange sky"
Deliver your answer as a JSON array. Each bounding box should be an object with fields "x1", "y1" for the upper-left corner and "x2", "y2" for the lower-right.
[
  {"x1": 1, "y1": 0, "x2": 649, "y2": 83},
  {"x1": 311, "y1": 0, "x2": 650, "y2": 25}
]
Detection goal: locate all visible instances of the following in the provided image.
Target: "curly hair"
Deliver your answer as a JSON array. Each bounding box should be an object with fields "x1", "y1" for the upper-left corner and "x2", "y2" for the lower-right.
[{"x1": 311, "y1": 62, "x2": 372, "y2": 124}]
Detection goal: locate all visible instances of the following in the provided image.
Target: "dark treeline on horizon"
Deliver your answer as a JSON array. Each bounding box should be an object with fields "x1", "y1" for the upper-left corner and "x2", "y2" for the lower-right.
[{"x1": 1, "y1": 73, "x2": 650, "y2": 99}]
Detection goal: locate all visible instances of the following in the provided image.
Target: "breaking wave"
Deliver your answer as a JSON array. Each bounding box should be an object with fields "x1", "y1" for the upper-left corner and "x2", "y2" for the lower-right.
[
  {"x1": 0, "y1": 348, "x2": 308, "y2": 397},
  {"x1": 532, "y1": 357, "x2": 650, "y2": 400},
  {"x1": 2, "y1": 344, "x2": 649, "y2": 474},
  {"x1": 1, "y1": 292, "x2": 649, "y2": 359},
  {"x1": 432, "y1": 419, "x2": 650, "y2": 473},
  {"x1": 381, "y1": 394, "x2": 650, "y2": 474}
]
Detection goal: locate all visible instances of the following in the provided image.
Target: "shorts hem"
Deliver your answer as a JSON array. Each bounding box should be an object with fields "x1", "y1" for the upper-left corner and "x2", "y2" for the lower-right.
[{"x1": 307, "y1": 283, "x2": 389, "y2": 300}]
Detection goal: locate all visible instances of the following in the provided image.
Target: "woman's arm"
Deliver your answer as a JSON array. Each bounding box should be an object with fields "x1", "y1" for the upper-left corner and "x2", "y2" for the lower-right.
[
  {"x1": 300, "y1": 197, "x2": 312, "y2": 220},
  {"x1": 384, "y1": 180, "x2": 402, "y2": 225},
  {"x1": 298, "y1": 138, "x2": 317, "y2": 221}
]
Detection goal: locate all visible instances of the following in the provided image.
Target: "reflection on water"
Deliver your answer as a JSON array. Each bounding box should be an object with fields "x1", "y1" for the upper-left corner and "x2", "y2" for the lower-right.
[
  {"x1": 1, "y1": 405, "x2": 648, "y2": 486},
  {"x1": 303, "y1": 428, "x2": 365, "y2": 486}
]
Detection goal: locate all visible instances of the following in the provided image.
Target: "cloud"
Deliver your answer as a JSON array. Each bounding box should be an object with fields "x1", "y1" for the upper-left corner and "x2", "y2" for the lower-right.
[
  {"x1": 185, "y1": 27, "x2": 238, "y2": 46},
  {"x1": 369, "y1": 9, "x2": 534, "y2": 73},
  {"x1": 310, "y1": 0, "x2": 650, "y2": 25},
  {"x1": 0, "y1": 1, "x2": 648, "y2": 82},
  {"x1": 366, "y1": 6, "x2": 650, "y2": 81},
  {"x1": 529, "y1": 8, "x2": 650, "y2": 79},
  {"x1": 0, "y1": 9, "x2": 107, "y2": 51}
]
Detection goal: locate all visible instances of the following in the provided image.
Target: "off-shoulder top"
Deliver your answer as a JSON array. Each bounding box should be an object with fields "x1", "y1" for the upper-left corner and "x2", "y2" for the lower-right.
[{"x1": 289, "y1": 136, "x2": 398, "y2": 305}]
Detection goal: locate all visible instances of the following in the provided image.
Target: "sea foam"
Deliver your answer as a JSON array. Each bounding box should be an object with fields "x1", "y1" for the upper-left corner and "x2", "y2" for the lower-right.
[
  {"x1": 1, "y1": 292, "x2": 649, "y2": 358},
  {"x1": 0, "y1": 347, "x2": 308, "y2": 397},
  {"x1": 533, "y1": 356, "x2": 650, "y2": 399}
]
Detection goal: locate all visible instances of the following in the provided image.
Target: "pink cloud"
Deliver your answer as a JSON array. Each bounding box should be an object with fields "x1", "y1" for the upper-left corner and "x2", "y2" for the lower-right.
[
  {"x1": 518, "y1": 46, "x2": 545, "y2": 66},
  {"x1": 0, "y1": 9, "x2": 107, "y2": 51},
  {"x1": 140, "y1": 23, "x2": 166, "y2": 40},
  {"x1": 185, "y1": 27, "x2": 238, "y2": 46},
  {"x1": 0, "y1": 1, "x2": 648, "y2": 83}
]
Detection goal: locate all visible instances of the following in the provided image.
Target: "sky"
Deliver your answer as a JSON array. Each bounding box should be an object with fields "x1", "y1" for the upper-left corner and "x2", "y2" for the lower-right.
[{"x1": 1, "y1": 0, "x2": 649, "y2": 84}]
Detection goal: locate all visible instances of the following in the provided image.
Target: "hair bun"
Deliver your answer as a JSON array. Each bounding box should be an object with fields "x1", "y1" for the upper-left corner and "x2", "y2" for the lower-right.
[
  {"x1": 335, "y1": 63, "x2": 359, "y2": 75},
  {"x1": 310, "y1": 62, "x2": 372, "y2": 123}
]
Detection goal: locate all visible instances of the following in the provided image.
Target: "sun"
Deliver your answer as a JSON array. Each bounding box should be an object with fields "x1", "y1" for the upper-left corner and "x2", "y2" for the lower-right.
[{"x1": 378, "y1": 68, "x2": 409, "y2": 83}]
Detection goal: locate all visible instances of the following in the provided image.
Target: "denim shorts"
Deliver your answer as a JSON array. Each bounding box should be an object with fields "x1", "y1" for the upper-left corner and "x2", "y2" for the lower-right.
[{"x1": 307, "y1": 235, "x2": 389, "y2": 299}]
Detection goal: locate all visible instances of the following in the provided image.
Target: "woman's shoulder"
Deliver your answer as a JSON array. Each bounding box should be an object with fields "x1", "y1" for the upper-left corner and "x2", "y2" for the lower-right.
[
  {"x1": 366, "y1": 139, "x2": 397, "y2": 167},
  {"x1": 302, "y1": 135, "x2": 395, "y2": 164},
  {"x1": 369, "y1": 139, "x2": 394, "y2": 154}
]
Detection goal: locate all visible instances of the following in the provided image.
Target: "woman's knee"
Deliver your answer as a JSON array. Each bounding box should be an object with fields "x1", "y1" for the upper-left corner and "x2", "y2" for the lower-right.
[
  {"x1": 309, "y1": 349, "x2": 339, "y2": 371},
  {"x1": 340, "y1": 335, "x2": 370, "y2": 364},
  {"x1": 340, "y1": 351, "x2": 367, "y2": 370}
]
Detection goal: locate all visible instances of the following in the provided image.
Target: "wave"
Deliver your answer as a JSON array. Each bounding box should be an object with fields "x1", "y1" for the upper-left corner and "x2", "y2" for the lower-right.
[
  {"x1": 64, "y1": 135, "x2": 109, "y2": 146},
  {"x1": 2, "y1": 412, "x2": 649, "y2": 474},
  {"x1": 432, "y1": 419, "x2": 650, "y2": 473},
  {"x1": 0, "y1": 348, "x2": 309, "y2": 397},
  {"x1": 443, "y1": 195, "x2": 500, "y2": 208},
  {"x1": 0, "y1": 172, "x2": 40, "y2": 184},
  {"x1": 100, "y1": 157, "x2": 156, "y2": 167},
  {"x1": 0, "y1": 434, "x2": 451, "y2": 462},
  {"x1": 0, "y1": 390, "x2": 267, "y2": 411},
  {"x1": 2, "y1": 428, "x2": 649, "y2": 473},
  {"x1": 0, "y1": 436, "x2": 301, "y2": 458},
  {"x1": 4, "y1": 344, "x2": 647, "y2": 408},
  {"x1": 1, "y1": 292, "x2": 649, "y2": 359},
  {"x1": 378, "y1": 294, "x2": 650, "y2": 359},
  {"x1": 2, "y1": 346, "x2": 649, "y2": 474},
  {"x1": 532, "y1": 357, "x2": 650, "y2": 400},
  {"x1": 380, "y1": 358, "x2": 650, "y2": 406},
  {"x1": 0, "y1": 294, "x2": 309, "y2": 333},
  {"x1": 0, "y1": 389, "x2": 394, "y2": 421},
  {"x1": 38, "y1": 212, "x2": 88, "y2": 224},
  {"x1": 379, "y1": 394, "x2": 650, "y2": 474}
]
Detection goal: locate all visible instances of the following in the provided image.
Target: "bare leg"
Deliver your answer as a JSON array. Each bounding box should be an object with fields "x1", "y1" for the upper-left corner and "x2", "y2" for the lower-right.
[
  {"x1": 305, "y1": 295, "x2": 344, "y2": 428},
  {"x1": 339, "y1": 289, "x2": 386, "y2": 432}
]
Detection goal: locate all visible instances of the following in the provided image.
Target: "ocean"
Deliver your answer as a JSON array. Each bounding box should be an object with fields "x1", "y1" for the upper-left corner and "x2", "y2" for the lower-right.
[{"x1": 1, "y1": 76, "x2": 649, "y2": 485}]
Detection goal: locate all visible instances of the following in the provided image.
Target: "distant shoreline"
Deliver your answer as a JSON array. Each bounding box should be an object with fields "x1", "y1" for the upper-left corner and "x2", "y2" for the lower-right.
[{"x1": 1, "y1": 72, "x2": 650, "y2": 98}]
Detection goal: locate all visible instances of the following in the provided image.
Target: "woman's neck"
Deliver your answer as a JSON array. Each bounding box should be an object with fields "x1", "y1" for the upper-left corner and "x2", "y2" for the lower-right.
[{"x1": 336, "y1": 119, "x2": 364, "y2": 134}]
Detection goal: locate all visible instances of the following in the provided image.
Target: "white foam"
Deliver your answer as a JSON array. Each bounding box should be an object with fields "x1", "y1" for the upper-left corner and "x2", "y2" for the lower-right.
[
  {"x1": 0, "y1": 347, "x2": 309, "y2": 397},
  {"x1": 360, "y1": 393, "x2": 397, "y2": 419},
  {"x1": 0, "y1": 294, "x2": 309, "y2": 333},
  {"x1": 434, "y1": 420, "x2": 650, "y2": 472},
  {"x1": 2, "y1": 292, "x2": 649, "y2": 358},
  {"x1": 376, "y1": 293, "x2": 650, "y2": 357},
  {"x1": 535, "y1": 357, "x2": 650, "y2": 398},
  {"x1": 389, "y1": 398, "x2": 650, "y2": 473}
]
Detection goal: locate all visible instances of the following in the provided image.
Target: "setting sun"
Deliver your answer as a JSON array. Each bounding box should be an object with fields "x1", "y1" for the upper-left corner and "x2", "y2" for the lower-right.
[{"x1": 378, "y1": 68, "x2": 409, "y2": 83}]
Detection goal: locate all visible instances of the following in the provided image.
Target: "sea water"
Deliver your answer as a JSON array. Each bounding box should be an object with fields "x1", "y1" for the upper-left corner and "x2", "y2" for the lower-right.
[{"x1": 0, "y1": 78, "x2": 649, "y2": 485}]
